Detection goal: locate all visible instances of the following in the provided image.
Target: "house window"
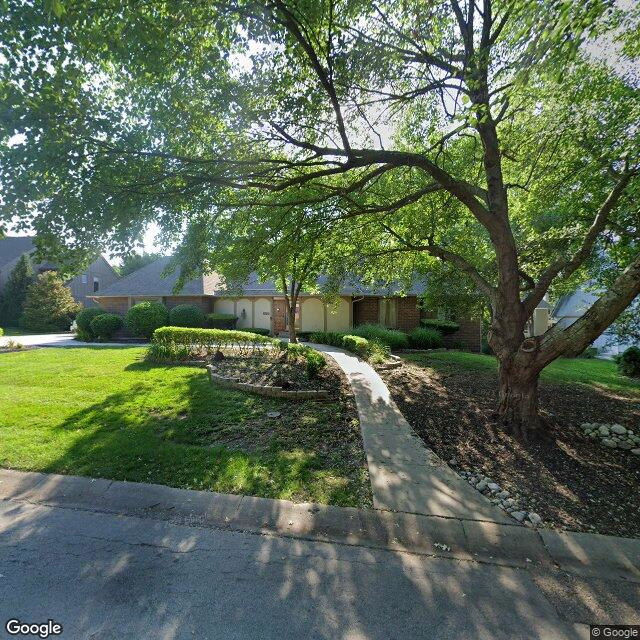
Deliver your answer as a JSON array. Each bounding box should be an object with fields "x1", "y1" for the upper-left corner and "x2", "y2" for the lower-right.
[
  {"x1": 81, "y1": 275, "x2": 88, "y2": 284},
  {"x1": 93, "y1": 278, "x2": 100, "y2": 293}
]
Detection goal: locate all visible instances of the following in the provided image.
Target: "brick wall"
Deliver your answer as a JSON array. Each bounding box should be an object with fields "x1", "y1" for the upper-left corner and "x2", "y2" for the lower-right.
[
  {"x1": 164, "y1": 296, "x2": 214, "y2": 313},
  {"x1": 95, "y1": 297, "x2": 129, "y2": 315},
  {"x1": 353, "y1": 297, "x2": 379, "y2": 325},
  {"x1": 396, "y1": 296, "x2": 420, "y2": 332},
  {"x1": 444, "y1": 318, "x2": 482, "y2": 353}
]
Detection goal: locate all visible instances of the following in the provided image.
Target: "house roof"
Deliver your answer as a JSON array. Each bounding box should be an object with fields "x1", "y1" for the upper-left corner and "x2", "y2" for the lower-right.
[
  {"x1": 95, "y1": 257, "x2": 427, "y2": 298},
  {"x1": 0, "y1": 236, "x2": 35, "y2": 269},
  {"x1": 95, "y1": 257, "x2": 222, "y2": 297}
]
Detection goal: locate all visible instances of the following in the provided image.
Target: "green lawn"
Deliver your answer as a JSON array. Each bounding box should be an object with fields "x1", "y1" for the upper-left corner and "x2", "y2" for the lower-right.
[
  {"x1": 402, "y1": 351, "x2": 640, "y2": 397},
  {"x1": 0, "y1": 347, "x2": 370, "y2": 507}
]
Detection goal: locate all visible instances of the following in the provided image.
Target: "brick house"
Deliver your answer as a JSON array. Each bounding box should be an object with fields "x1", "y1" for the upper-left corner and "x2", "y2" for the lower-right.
[{"x1": 91, "y1": 257, "x2": 482, "y2": 351}]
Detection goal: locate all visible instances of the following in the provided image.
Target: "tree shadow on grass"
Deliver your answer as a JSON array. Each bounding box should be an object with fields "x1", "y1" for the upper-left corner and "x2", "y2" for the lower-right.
[{"x1": 37, "y1": 364, "x2": 368, "y2": 508}]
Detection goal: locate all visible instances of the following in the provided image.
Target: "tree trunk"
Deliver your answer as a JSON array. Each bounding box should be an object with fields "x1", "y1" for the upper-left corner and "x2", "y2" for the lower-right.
[
  {"x1": 497, "y1": 360, "x2": 542, "y2": 440},
  {"x1": 287, "y1": 304, "x2": 298, "y2": 344}
]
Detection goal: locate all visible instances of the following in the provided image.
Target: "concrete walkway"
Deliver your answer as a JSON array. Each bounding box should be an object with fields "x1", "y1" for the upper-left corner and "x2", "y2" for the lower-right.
[{"x1": 312, "y1": 344, "x2": 511, "y2": 523}]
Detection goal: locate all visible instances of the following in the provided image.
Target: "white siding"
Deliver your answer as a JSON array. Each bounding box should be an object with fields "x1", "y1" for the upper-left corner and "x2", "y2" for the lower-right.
[
  {"x1": 253, "y1": 298, "x2": 271, "y2": 330},
  {"x1": 326, "y1": 297, "x2": 350, "y2": 331},
  {"x1": 236, "y1": 298, "x2": 252, "y2": 328},
  {"x1": 301, "y1": 298, "x2": 324, "y2": 332}
]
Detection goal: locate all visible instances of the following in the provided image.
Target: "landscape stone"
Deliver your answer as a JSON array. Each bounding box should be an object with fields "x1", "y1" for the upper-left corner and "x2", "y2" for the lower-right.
[
  {"x1": 487, "y1": 483, "x2": 501, "y2": 492},
  {"x1": 610, "y1": 424, "x2": 627, "y2": 435},
  {"x1": 511, "y1": 511, "x2": 526, "y2": 522},
  {"x1": 631, "y1": 449, "x2": 640, "y2": 456},
  {"x1": 475, "y1": 480, "x2": 488, "y2": 491},
  {"x1": 528, "y1": 512, "x2": 543, "y2": 526},
  {"x1": 601, "y1": 438, "x2": 617, "y2": 448},
  {"x1": 598, "y1": 425, "x2": 610, "y2": 436}
]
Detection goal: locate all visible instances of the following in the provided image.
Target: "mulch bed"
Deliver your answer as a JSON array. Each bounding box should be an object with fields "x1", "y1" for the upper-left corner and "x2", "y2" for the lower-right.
[
  {"x1": 209, "y1": 353, "x2": 332, "y2": 391},
  {"x1": 381, "y1": 358, "x2": 640, "y2": 538}
]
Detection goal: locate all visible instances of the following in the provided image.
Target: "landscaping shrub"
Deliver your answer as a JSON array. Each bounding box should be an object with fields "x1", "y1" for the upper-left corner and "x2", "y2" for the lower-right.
[
  {"x1": 342, "y1": 335, "x2": 369, "y2": 358},
  {"x1": 451, "y1": 340, "x2": 466, "y2": 350},
  {"x1": 420, "y1": 318, "x2": 461, "y2": 335},
  {"x1": 168, "y1": 304, "x2": 206, "y2": 328},
  {"x1": 0, "y1": 328, "x2": 3, "y2": 337},
  {"x1": 205, "y1": 312, "x2": 237, "y2": 329},
  {"x1": 577, "y1": 346, "x2": 598, "y2": 359},
  {"x1": 76, "y1": 307, "x2": 107, "y2": 339},
  {"x1": 89, "y1": 313, "x2": 123, "y2": 340},
  {"x1": 21, "y1": 272, "x2": 81, "y2": 331},
  {"x1": 125, "y1": 301, "x2": 169, "y2": 339},
  {"x1": 351, "y1": 324, "x2": 409, "y2": 349},
  {"x1": 617, "y1": 346, "x2": 640, "y2": 377},
  {"x1": 279, "y1": 340, "x2": 326, "y2": 379},
  {"x1": 308, "y1": 331, "x2": 346, "y2": 347},
  {"x1": 367, "y1": 339, "x2": 390, "y2": 364},
  {"x1": 152, "y1": 326, "x2": 276, "y2": 358},
  {"x1": 146, "y1": 342, "x2": 191, "y2": 363},
  {"x1": 237, "y1": 327, "x2": 271, "y2": 336},
  {"x1": 408, "y1": 327, "x2": 444, "y2": 349}
]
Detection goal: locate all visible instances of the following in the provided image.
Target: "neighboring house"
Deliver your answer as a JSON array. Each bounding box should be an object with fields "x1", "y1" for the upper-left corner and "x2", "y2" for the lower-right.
[
  {"x1": 0, "y1": 236, "x2": 120, "y2": 308},
  {"x1": 553, "y1": 288, "x2": 636, "y2": 357},
  {"x1": 91, "y1": 257, "x2": 482, "y2": 350}
]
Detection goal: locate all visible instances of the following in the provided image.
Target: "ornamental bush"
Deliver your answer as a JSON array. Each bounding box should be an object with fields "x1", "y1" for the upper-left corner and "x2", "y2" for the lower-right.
[
  {"x1": 125, "y1": 301, "x2": 169, "y2": 339},
  {"x1": 152, "y1": 326, "x2": 277, "y2": 357},
  {"x1": 408, "y1": 327, "x2": 444, "y2": 349},
  {"x1": 205, "y1": 312, "x2": 237, "y2": 329},
  {"x1": 89, "y1": 313, "x2": 123, "y2": 340},
  {"x1": 342, "y1": 335, "x2": 369, "y2": 358},
  {"x1": 308, "y1": 331, "x2": 346, "y2": 347},
  {"x1": 168, "y1": 304, "x2": 206, "y2": 328},
  {"x1": 237, "y1": 327, "x2": 271, "y2": 336},
  {"x1": 420, "y1": 318, "x2": 461, "y2": 335},
  {"x1": 278, "y1": 340, "x2": 326, "y2": 379},
  {"x1": 618, "y1": 346, "x2": 640, "y2": 378},
  {"x1": 76, "y1": 307, "x2": 107, "y2": 339},
  {"x1": 350, "y1": 324, "x2": 409, "y2": 349},
  {"x1": 0, "y1": 327, "x2": 3, "y2": 337},
  {"x1": 21, "y1": 272, "x2": 81, "y2": 331}
]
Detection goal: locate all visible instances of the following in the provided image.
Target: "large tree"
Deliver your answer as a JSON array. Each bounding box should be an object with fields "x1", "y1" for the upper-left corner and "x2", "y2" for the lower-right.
[{"x1": 1, "y1": 0, "x2": 639, "y2": 435}]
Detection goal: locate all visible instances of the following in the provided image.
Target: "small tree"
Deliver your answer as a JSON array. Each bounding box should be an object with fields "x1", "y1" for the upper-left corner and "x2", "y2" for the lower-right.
[
  {"x1": 0, "y1": 254, "x2": 34, "y2": 327},
  {"x1": 21, "y1": 272, "x2": 81, "y2": 331}
]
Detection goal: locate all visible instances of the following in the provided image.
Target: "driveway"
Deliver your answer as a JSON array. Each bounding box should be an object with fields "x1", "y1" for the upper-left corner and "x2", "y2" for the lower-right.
[{"x1": 0, "y1": 333, "x2": 132, "y2": 347}]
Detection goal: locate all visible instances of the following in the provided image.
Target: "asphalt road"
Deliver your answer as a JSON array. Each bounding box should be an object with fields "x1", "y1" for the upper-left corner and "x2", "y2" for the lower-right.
[{"x1": 0, "y1": 500, "x2": 588, "y2": 640}]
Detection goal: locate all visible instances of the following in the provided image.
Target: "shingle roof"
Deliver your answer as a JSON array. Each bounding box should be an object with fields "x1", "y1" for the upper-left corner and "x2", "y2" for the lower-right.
[
  {"x1": 96, "y1": 257, "x2": 222, "y2": 297},
  {"x1": 0, "y1": 236, "x2": 35, "y2": 269},
  {"x1": 96, "y1": 257, "x2": 427, "y2": 298}
]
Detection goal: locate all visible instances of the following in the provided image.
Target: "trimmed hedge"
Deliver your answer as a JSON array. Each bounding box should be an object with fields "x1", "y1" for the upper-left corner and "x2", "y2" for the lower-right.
[
  {"x1": 408, "y1": 327, "x2": 444, "y2": 349},
  {"x1": 205, "y1": 312, "x2": 237, "y2": 329},
  {"x1": 152, "y1": 326, "x2": 276, "y2": 351},
  {"x1": 90, "y1": 313, "x2": 123, "y2": 340},
  {"x1": 350, "y1": 324, "x2": 409, "y2": 349},
  {"x1": 308, "y1": 331, "x2": 346, "y2": 347},
  {"x1": 76, "y1": 307, "x2": 107, "y2": 338},
  {"x1": 126, "y1": 301, "x2": 169, "y2": 339},
  {"x1": 420, "y1": 318, "x2": 460, "y2": 335},
  {"x1": 168, "y1": 304, "x2": 206, "y2": 328},
  {"x1": 618, "y1": 346, "x2": 640, "y2": 377},
  {"x1": 342, "y1": 335, "x2": 369, "y2": 358},
  {"x1": 237, "y1": 327, "x2": 271, "y2": 336}
]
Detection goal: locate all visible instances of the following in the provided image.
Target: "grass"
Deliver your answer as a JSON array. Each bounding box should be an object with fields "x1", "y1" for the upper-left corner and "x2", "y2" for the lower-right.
[
  {"x1": 0, "y1": 347, "x2": 370, "y2": 507},
  {"x1": 402, "y1": 351, "x2": 640, "y2": 397}
]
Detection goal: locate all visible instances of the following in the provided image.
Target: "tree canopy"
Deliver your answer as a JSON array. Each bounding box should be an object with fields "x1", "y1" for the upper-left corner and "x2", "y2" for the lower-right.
[{"x1": 1, "y1": 0, "x2": 638, "y2": 431}]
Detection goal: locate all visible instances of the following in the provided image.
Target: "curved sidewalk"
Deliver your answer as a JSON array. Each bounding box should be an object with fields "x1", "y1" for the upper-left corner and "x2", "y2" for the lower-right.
[{"x1": 312, "y1": 343, "x2": 512, "y2": 523}]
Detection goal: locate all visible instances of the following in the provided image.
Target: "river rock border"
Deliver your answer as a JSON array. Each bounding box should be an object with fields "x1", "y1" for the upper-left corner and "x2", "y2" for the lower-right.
[
  {"x1": 206, "y1": 365, "x2": 330, "y2": 400},
  {"x1": 580, "y1": 422, "x2": 640, "y2": 454},
  {"x1": 454, "y1": 466, "x2": 544, "y2": 527}
]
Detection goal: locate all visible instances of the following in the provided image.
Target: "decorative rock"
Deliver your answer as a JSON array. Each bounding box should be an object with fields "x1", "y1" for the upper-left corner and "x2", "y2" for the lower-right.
[
  {"x1": 497, "y1": 490, "x2": 510, "y2": 499},
  {"x1": 611, "y1": 424, "x2": 627, "y2": 435},
  {"x1": 598, "y1": 425, "x2": 610, "y2": 436},
  {"x1": 487, "y1": 483, "x2": 501, "y2": 492},
  {"x1": 511, "y1": 511, "x2": 527, "y2": 522},
  {"x1": 631, "y1": 449, "x2": 640, "y2": 456},
  {"x1": 618, "y1": 441, "x2": 633, "y2": 450},
  {"x1": 449, "y1": 458, "x2": 457, "y2": 466},
  {"x1": 528, "y1": 512, "x2": 543, "y2": 526},
  {"x1": 266, "y1": 411, "x2": 282, "y2": 418},
  {"x1": 601, "y1": 438, "x2": 617, "y2": 448},
  {"x1": 475, "y1": 480, "x2": 488, "y2": 491}
]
